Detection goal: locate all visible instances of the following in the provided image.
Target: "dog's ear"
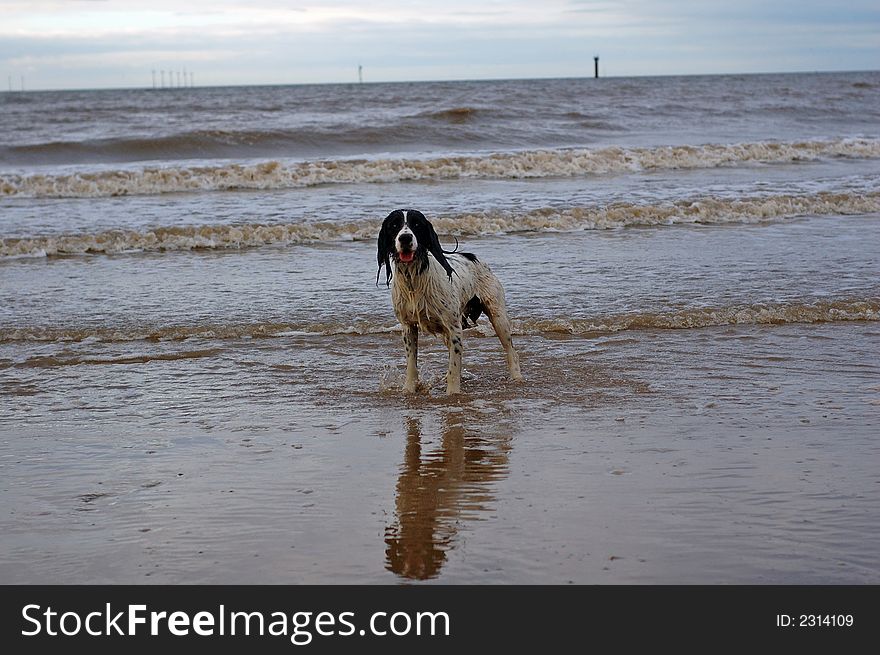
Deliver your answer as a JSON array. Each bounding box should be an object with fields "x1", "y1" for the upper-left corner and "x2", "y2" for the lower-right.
[
  {"x1": 376, "y1": 212, "x2": 395, "y2": 287},
  {"x1": 419, "y1": 214, "x2": 454, "y2": 280}
]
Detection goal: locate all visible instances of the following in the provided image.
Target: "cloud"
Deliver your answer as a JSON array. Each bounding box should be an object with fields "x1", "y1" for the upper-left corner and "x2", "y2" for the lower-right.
[{"x1": 0, "y1": 0, "x2": 877, "y2": 89}]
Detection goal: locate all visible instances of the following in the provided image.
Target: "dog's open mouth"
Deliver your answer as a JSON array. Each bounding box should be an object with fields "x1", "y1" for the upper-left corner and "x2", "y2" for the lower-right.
[{"x1": 398, "y1": 251, "x2": 415, "y2": 263}]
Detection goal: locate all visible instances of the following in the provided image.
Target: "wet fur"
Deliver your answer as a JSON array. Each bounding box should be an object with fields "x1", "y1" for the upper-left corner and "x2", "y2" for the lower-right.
[{"x1": 377, "y1": 209, "x2": 522, "y2": 395}]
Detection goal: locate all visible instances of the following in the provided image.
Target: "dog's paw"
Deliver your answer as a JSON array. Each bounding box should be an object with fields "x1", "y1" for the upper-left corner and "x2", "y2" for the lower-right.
[{"x1": 403, "y1": 380, "x2": 432, "y2": 395}]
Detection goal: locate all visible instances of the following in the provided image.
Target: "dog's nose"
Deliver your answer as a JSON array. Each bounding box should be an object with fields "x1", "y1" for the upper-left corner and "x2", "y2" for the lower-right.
[{"x1": 398, "y1": 233, "x2": 413, "y2": 247}]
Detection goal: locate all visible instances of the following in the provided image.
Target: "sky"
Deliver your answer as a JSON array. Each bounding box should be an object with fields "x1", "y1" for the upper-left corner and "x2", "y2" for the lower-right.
[{"x1": 1, "y1": 0, "x2": 879, "y2": 90}]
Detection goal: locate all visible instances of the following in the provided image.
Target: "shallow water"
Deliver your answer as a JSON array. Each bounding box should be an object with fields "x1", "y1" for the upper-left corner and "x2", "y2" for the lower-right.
[
  {"x1": 2, "y1": 321, "x2": 878, "y2": 583},
  {"x1": 1, "y1": 72, "x2": 878, "y2": 583}
]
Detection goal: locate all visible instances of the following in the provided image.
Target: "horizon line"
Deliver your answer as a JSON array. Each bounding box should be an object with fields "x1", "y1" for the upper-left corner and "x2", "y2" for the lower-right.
[{"x1": 3, "y1": 67, "x2": 878, "y2": 94}]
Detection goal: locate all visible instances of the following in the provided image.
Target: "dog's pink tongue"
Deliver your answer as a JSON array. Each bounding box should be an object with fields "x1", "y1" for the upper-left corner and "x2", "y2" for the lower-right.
[{"x1": 399, "y1": 252, "x2": 415, "y2": 262}]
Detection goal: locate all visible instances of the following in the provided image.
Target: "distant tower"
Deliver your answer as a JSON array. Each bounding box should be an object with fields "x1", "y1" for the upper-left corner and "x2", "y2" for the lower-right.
[
  {"x1": 594, "y1": 56, "x2": 599, "y2": 78},
  {"x1": 152, "y1": 69, "x2": 156, "y2": 89},
  {"x1": 358, "y1": 64, "x2": 363, "y2": 84}
]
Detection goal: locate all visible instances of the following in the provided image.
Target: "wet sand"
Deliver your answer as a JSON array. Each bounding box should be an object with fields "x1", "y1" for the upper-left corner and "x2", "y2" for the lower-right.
[{"x1": 2, "y1": 321, "x2": 878, "y2": 584}]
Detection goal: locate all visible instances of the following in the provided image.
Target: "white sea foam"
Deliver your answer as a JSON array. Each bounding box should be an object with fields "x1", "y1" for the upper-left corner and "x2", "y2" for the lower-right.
[
  {"x1": 3, "y1": 298, "x2": 877, "y2": 346},
  {"x1": 3, "y1": 191, "x2": 878, "y2": 259},
  {"x1": 2, "y1": 138, "x2": 879, "y2": 199}
]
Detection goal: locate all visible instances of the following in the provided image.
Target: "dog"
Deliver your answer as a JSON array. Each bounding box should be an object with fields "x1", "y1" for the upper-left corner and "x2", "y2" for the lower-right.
[{"x1": 377, "y1": 209, "x2": 522, "y2": 395}]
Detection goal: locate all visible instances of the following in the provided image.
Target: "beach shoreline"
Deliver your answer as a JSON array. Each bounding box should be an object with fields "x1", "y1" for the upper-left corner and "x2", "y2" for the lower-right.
[{"x1": 2, "y1": 320, "x2": 877, "y2": 584}]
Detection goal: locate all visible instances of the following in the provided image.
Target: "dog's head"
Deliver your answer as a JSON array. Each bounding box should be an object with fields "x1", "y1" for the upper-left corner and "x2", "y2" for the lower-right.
[{"x1": 377, "y1": 209, "x2": 454, "y2": 286}]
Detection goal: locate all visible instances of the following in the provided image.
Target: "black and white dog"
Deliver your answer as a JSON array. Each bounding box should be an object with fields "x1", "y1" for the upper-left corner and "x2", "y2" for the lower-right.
[{"x1": 377, "y1": 209, "x2": 522, "y2": 395}]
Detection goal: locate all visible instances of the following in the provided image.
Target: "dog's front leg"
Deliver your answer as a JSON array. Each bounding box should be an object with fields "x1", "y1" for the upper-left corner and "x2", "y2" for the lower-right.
[
  {"x1": 445, "y1": 326, "x2": 463, "y2": 395},
  {"x1": 403, "y1": 324, "x2": 419, "y2": 393}
]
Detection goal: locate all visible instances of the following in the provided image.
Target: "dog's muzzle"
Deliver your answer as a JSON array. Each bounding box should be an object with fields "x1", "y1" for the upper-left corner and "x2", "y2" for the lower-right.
[{"x1": 397, "y1": 233, "x2": 415, "y2": 262}]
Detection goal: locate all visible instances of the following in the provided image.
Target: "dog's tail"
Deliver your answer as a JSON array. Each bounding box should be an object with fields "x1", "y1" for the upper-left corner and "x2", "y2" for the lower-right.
[{"x1": 442, "y1": 236, "x2": 460, "y2": 254}]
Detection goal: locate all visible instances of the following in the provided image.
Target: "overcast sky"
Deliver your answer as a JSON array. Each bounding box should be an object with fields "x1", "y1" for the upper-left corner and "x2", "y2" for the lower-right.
[{"x1": 2, "y1": 0, "x2": 879, "y2": 90}]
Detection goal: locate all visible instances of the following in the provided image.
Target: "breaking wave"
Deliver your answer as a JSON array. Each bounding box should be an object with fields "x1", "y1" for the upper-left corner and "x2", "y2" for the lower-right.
[
  {"x1": 3, "y1": 298, "x2": 877, "y2": 345},
  {"x1": 3, "y1": 138, "x2": 879, "y2": 198},
  {"x1": 419, "y1": 106, "x2": 481, "y2": 122},
  {"x1": 3, "y1": 191, "x2": 878, "y2": 258},
  {"x1": 510, "y1": 298, "x2": 880, "y2": 336}
]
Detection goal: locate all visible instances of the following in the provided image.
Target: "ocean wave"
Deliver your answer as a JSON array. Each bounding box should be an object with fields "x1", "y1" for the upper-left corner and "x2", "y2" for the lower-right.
[
  {"x1": 2, "y1": 299, "x2": 877, "y2": 346},
  {"x1": 418, "y1": 106, "x2": 481, "y2": 122},
  {"x1": 9, "y1": 348, "x2": 225, "y2": 369},
  {"x1": 0, "y1": 220, "x2": 377, "y2": 258},
  {"x1": 2, "y1": 138, "x2": 879, "y2": 198},
  {"x1": 510, "y1": 298, "x2": 880, "y2": 336},
  {"x1": 2, "y1": 129, "x2": 293, "y2": 164},
  {"x1": 0, "y1": 108, "x2": 596, "y2": 166},
  {"x1": 3, "y1": 191, "x2": 878, "y2": 258},
  {"x1": 0, "y1": 321, "x2": 399, "y2": 345}
]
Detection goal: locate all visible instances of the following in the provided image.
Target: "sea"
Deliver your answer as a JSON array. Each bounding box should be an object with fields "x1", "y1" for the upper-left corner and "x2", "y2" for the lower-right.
[{"x1": 1, "y1": 72, "x2": 879, "y2": 583}]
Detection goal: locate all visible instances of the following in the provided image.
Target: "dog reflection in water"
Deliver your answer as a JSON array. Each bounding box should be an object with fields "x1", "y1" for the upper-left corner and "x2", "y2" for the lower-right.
[{"x1": 384, "y1": 414, "x2": 511, "y2": 580}]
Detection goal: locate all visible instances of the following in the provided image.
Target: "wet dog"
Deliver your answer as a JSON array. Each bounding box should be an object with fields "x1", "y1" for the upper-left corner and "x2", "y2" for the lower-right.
[{"x1": 377, "y1": 209, "x2": 522, "y2": 394}]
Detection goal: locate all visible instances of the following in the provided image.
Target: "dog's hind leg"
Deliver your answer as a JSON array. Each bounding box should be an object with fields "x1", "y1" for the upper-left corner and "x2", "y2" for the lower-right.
[
  {"x1": 403, "y1": 324, "x2": 419, "y2": 393},
  {"x1": 484, "y1": 299, "x2": 523, "y2": 381},
  {"x1": 445, "y1": 326, "x2": 463, "y2": 395}
]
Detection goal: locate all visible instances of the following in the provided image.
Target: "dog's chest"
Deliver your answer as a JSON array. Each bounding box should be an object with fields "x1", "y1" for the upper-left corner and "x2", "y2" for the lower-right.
[{"x1": 391, "y1": 277, "x2": 457, "y2": 335}]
